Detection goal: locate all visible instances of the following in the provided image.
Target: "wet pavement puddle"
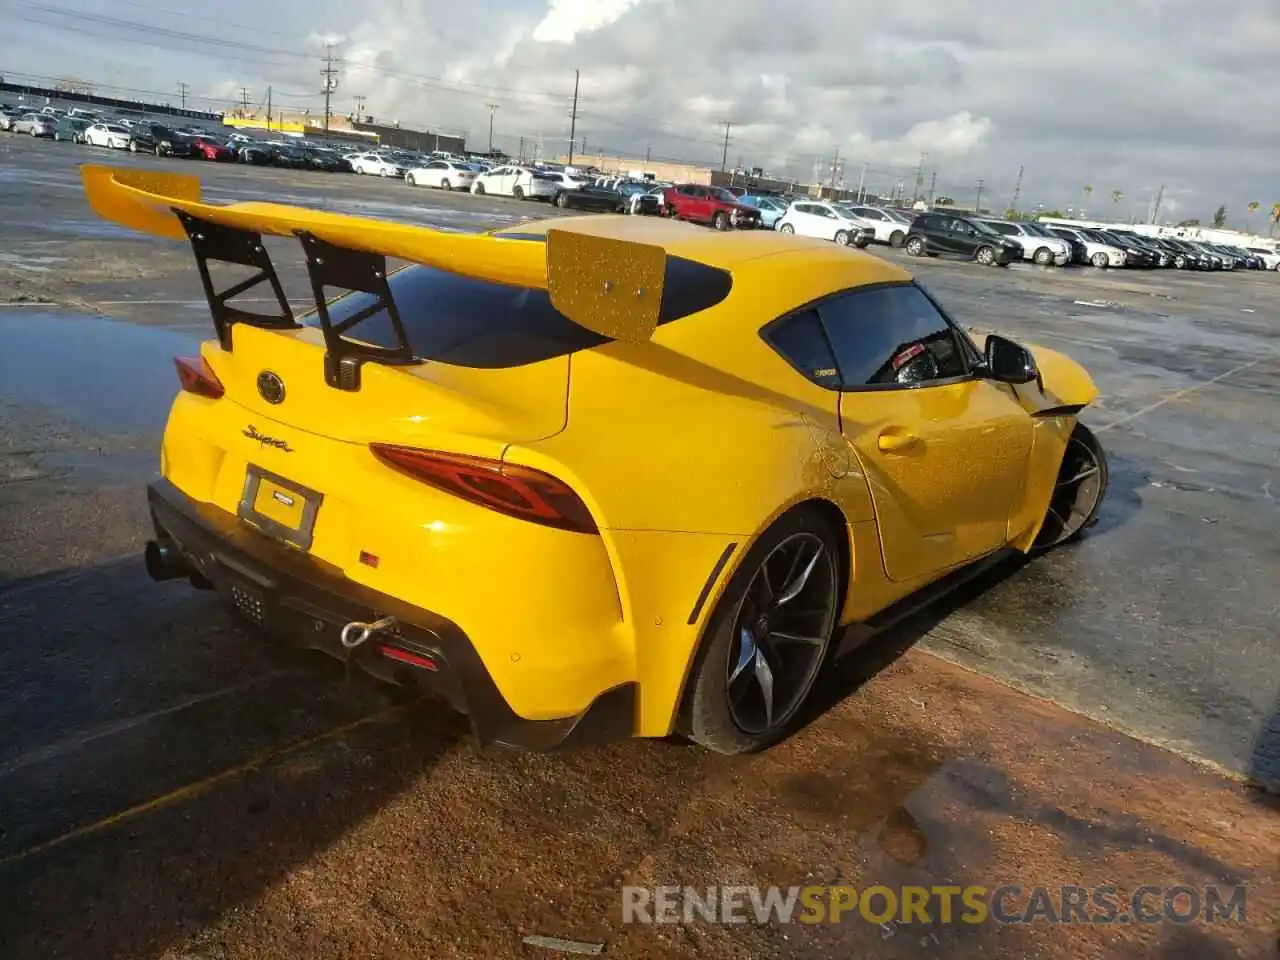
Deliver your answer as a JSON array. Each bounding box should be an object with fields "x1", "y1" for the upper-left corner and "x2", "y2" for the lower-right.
[{"x1": 0, "y1": 309, "x2": 194, "y2": 432}]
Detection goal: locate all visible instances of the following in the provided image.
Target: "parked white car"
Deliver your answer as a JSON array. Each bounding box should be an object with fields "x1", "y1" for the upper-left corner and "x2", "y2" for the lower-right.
[
  {"x1": 84, "y1": 122, "x2": 132, "y2": 149},
  {"x1": 842, "y1": 205, "x2": 914, "y2": 247},
  {"x1": 972, "y1": 218, "x2": 1069, "y2": 266},
  {"x1": 348, "y1": 153, "x2": 405, "y2": 177},
  {"x1": 1245, "y1": 246, "x2": 1280, "y2": 270},
  {"x1": 1045, "y1": 225, "x2": 1125, "y2": 268},
  {"x1": 469, "y1": 165, "x2": 559, "y2": 200},
  {"x1": 405, "y1": 159, "x2": 479, "y2": 191},
  {"x1": 775, "y1": 201, "x2": 874, "y2": 247},
  {"x1": 538, "y1": 170, "x2": 590, "y2": 192}
]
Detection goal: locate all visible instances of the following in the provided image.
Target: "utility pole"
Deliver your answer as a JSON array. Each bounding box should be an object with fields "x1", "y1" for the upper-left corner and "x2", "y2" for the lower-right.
[
  {"x1": 567, "y1": 69, "x2": 580, "y2": 165},
  {"x1": 645, "y1": 143, "x2": 651, "y2": 162},
  {"x1": 265, "y1": 85, "x2": 272, "y2": 131},
  {"x1": 913, "y1": 152, "x2": 927, "y2": 202},
  {"x1": 518, "y1": 135, "x2": 525, "y2": 162},
  {"x1": 177, "y1": 81, "x2": 189, "y2": 110},
  {"x1": 828, "y1": 146, "x2": 841, "y2": 193},
  {"x1": 321, "y1": 43, "x2": 341, "y2": 133},
  {"x1": 855, "y1": 163, "x2": 867, "y2": 203},
  {"x1": 238, "y1": 86, "x2": 250, "y2": 118},
  {"x1": 353, "y1": 94, "x2": 366, "y2": 123},
  {"x1": 927, "y1": 170, "x2": 937, "y2": 207},
  {"x1": 719, "y1": 120, "x2": 733, "y2": 171},
  {"x1": 485, "y1": 102, "x2": 499, "y2": 152},
  {"x1": 1150, "y1": 183, "x2": 1165, "y2": 224},
  {"x1": 975, "y1": 178, "x2": 985, "y2": 213},
  {"x1": 1009, "y1": 164, "x2": 1024, "y2": 214}
]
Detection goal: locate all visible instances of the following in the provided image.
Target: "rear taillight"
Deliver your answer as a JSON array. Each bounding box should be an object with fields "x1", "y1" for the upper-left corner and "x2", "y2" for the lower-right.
[
  {"x1": 368, "y1": 445, "x2": 598, "y2": 534},
  {"x1": 174, "y1": 355, "x2": 224, "y2": 399}
]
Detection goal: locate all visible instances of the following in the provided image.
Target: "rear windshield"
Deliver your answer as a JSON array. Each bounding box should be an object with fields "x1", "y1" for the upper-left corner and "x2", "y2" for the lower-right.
[{"x1": 307, "y1": 253, "x2": 732, "y2": 369}]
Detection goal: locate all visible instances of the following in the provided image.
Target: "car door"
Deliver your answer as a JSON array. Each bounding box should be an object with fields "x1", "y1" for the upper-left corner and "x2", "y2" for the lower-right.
[
  {"x1": 824, "y1": 283, "x2": 1034, "y2": 582},
  {"x1": 798, "y1": 204, "x2": 829, "y2": 238},
  {"x1": 945, "y1": 218, "x2": 985, "y2": 257},
  {"x1": 919, "y1": 216, "x2": 956, "y2": 255}
]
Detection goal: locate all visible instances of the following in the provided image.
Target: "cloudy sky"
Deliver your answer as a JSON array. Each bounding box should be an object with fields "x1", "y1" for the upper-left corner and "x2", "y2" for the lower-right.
[{"x1": 6, "y1": 0, "x2": 1279, "y2": 223}]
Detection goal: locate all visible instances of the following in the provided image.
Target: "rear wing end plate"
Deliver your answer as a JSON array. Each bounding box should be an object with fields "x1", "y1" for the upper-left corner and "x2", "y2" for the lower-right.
[{"x1": 80, "y1": 165, "x2": 668, "y2": 379}]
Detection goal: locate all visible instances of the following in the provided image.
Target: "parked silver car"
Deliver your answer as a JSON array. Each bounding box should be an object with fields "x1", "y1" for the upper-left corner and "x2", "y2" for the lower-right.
[{"x1": 13, "y1": 113, "x2": 56, "y2": 137}]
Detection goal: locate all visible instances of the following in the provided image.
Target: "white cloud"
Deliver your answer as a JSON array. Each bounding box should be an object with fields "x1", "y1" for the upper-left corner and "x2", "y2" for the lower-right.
[
  {"x1": 6, "y1": 0, "x2": 1279, "y2": 217},
  {"x1": 532, "y1": 0, "x2": 649, "y2": 43}
]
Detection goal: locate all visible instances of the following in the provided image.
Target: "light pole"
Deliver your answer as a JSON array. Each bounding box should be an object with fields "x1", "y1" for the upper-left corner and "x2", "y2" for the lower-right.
[{"x1": 485, "y1": 102, "x2": 499, "y2": 153}]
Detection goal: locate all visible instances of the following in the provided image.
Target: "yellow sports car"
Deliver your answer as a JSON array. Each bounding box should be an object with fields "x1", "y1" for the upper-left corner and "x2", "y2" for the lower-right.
[{"x1": 83, "y1": 165, "x2": 1108, "y2": 754}]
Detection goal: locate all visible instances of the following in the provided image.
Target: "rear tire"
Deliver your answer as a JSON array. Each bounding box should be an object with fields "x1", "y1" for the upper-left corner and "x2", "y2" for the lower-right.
[
  {"x1": 474, "y1": 182, "x2": 485, "y2": 195},
  {"x1": 778, "y1": 223, "x2": 795, "y2": 234},
  {"x1": 678, "y1": 507, "x2": 843, "y2": 755},
  {"x1": 406, "y1": 173, "x2": 417, "y2": 186},
  {"x1": 1033, "y1": 422, "x2": 1109, "y2": 551},
  {"x1": 556, "y1": 191, "x2": 569, "y2": 208},
  {"x1": 441, "y1": 178, "x2": 452, "y2": 191},
  {"x1": 513, "y1": 185, "x2": 524, "y2": 199},
  {"x1": 905, "y1": 236, "x2": 925, "y2": 257},
  {"x1": 889, "y1": 229, "x2": 905, "y2": 248}
]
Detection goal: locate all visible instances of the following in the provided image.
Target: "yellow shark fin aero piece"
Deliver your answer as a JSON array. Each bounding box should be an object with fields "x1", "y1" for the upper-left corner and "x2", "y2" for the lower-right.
[{"x1": 545, "y1": 228, "x2": 665, "y2": 343}]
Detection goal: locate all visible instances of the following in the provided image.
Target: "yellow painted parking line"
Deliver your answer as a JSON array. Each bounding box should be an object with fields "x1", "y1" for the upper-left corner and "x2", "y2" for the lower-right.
[
  {"x1": 0, "y1": 699, "x2": 421, "y2": 868},
  {"x1": 1095, "y1": 356, "x2": 1269, "y2": 434}
]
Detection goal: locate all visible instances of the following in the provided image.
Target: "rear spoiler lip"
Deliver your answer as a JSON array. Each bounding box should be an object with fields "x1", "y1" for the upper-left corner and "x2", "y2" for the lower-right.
[{"x1": 78, "y1": 163, "x2": 674, "y2": 346}]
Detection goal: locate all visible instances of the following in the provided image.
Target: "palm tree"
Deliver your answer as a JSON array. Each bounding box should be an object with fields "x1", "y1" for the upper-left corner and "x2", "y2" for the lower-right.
[
  {"x1": 1110, "y1": 190, "x2": 1122, "y2": 206},
  {"x1": 1081, "y1": 184, "x2": 1092, "y2": 211},
  {"x1": 1248, "y1": 201, "x2": 1260, "y2": 232},
  {"x1": 1271, "y1": 202, "x2": 1280, "y2": 237}
]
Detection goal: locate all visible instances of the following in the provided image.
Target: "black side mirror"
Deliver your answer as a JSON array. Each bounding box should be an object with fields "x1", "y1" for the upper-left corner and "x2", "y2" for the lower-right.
[{"x1": 982, "y1": 334, "x2": 1039, "y2": 384}]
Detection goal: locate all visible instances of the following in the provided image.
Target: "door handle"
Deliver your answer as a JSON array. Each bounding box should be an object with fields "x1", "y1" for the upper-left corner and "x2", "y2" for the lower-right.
[{"x1": 877, "y1": 431, "x2": 920, "y2": 453}]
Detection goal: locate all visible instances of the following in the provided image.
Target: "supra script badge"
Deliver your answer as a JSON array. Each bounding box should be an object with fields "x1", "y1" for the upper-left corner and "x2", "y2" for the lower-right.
[{"x1": 243, "y1": 425, "x2": 294, "y2": 452}]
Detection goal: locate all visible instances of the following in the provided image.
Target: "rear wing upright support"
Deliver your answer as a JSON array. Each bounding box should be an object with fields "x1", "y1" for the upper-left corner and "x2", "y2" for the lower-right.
[
  {"x1": 174, "y1": 210, "x2": 298, "y2": 351},
  {"x1": 295, "y1": 230, "x2": 417, "y2": 392}
]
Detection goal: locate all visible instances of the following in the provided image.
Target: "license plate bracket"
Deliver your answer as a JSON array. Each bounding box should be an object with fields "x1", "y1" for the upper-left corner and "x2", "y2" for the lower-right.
[{"x1": 237, "y1": 464, "x2": 323, "y2": 550}]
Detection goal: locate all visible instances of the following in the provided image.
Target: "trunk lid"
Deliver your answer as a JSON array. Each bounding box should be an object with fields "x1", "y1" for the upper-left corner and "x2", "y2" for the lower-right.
[{"x1": 202, "y1": 323, "x2": 570, "y2": 447}]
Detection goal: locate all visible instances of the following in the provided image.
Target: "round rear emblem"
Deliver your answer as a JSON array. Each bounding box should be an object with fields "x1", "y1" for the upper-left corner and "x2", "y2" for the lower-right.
[{"x1": 257, "y1": 371, "x2": 286, "y2": 404}]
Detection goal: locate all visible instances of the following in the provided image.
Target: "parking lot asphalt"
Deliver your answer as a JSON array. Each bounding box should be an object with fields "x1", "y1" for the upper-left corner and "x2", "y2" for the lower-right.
[{"x1": 0, "y1": 132, "x2": 1277, "y2": 959}]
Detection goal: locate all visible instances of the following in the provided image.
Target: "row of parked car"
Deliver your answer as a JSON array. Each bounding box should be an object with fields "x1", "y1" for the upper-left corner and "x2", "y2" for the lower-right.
[
  {"x1": 900, "y1": 211, "x2": 1279, "y2": 271},
  {"x1": 390, "y1": 163, "x2": 1280, "y2": 272}
]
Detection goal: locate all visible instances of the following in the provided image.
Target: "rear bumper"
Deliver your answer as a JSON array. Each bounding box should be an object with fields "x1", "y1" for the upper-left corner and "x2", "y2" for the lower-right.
[{"x1": 147, "y1": 478, "x2": 637, "y2": 751}]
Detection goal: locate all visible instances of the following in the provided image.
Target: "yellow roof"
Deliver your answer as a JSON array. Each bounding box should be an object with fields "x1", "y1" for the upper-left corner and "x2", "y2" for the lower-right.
[{"x1": 494, "y1": 214, "x2": 913, "y2": 283}]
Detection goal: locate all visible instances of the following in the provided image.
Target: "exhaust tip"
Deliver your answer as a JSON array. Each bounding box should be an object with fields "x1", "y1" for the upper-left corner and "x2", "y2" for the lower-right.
[{"x1": 145, "y1": 540, "x2": 191, "y2": 582}]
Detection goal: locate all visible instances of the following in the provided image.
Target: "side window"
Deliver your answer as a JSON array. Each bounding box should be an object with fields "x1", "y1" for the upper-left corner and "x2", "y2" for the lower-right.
[
  {"x1": 987, "y1": 222, "x2": 1017, "y2": 236},
  {"x1": 817, "y1": 284, "x2": 969, "y2": 388},
  {"x1": 678, "y1": 185, "x2": 696, "y2": 195},
  {"x1": 763, "y1": 310, "x2": 841, "y2": 389}
]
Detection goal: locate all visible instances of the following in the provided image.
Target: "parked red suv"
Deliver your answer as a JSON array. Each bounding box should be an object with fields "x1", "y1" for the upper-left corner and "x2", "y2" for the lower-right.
[{"x1": 662, "y1": 183, "x2": 762, "y2": 230}]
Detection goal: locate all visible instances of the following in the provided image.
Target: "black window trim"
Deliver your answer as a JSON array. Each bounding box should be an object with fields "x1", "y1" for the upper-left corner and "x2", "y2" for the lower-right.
[{"x1": 759, "y1": 280, "x2": 980, "y2": 394}]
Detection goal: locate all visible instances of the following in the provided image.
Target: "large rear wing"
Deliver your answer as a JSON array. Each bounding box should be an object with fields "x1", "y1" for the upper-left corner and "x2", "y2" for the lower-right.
[{"x1": 80, "y1": 164, "x2": 669, "y2": 389}]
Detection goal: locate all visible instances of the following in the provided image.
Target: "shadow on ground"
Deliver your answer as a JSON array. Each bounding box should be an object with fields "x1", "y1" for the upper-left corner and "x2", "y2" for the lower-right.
[{"x1": 0, "y1": 555, "x2": 467, "y2": 960}]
